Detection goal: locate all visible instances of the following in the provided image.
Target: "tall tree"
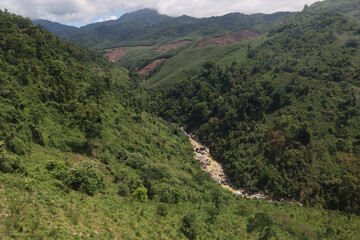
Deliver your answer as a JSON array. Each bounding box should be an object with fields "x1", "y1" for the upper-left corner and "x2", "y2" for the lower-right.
[{"x1": 75, "y1": 103, "x2": 102, "y2": 154}]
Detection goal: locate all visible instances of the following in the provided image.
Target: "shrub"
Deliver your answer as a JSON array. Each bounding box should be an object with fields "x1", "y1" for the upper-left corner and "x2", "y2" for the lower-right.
[
  {"x1": 160, "y1": 191, "x2": 172, "y2": 203},
  {"x1": 236, "y1": 203, "x2": 253, "y2": 216},
  {"x1": 247, "y1": 212, "x2": 276, "y2": 240},
  {"x1": 157, "y1": 204, "x2": 168, "y2": 216},
  {"x1": 181, "y1": 213, "x2": 199, "y2": 240},
  {"x1": 194, "y1": 170, "x2": 208, "y2": 185},
  {"x1": 345, "y1": 38, "x2": 359, "y2": 48},
  {"x1": 98, "y1": 150, "x2": 114, "y2": 165},
  {"x1": 122, "y1": 172, "x2": 142, "y2": 192},
  {"x1": 207, "y1": 207, "x2": 220, "y2": 224},
  {"x1": 133, "y1": 185, "x2": 148, "y2": 202},
  {"x1": 125, "y1": 152, "x2": 147, "y2": 170},
  {"x1": 65, "y1": 161, "x2": 104, "y2": 195},
  {"x1": 118, "y1": 183, "x2": 130, "y2": 197},
  {"x1": 45, "y1": 160, "x2": 68, "y2": 180},
  {"x1": 0, "y1": 140, "x2": 23, "y2": 173},
  {"x1": 160, "y1": 187, "x2": 183, "y2": 203},
  {"x1": 296, "y1": 123, "x2": 312, "y2": 145}
]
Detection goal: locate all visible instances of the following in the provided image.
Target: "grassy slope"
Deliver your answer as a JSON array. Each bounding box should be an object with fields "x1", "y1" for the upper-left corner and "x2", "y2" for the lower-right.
[
  {"x1": 144, "y1": 32, "x2": 270, "y2": 89},
  {"x1": 1, "y1": 105, "x2": 359, "y2": 239},
  {"x1": 143, "y1": 40, "x2": 252, "y2": 89},
  {"x1": 106, "y1": 40, "x2": 196, "y2": 70}
]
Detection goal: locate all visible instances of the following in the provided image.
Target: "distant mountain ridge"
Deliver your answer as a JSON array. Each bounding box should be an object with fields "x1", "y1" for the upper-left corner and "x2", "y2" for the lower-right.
[
  {"x1": 32, "y1": 8, "x2": 170, "y2": 34},
  {"x1": 32, "y1": 19, "x2": 77, "y2": 33},
  {"x1": 34, "y1": 8, "x2": 292, "y2": 50},
  {"x1": 33, "y1": 8, "x2": 292, "y2": 75},
  {"x1": 77, "y1": 8, "x2": 172, "y2": 32}
]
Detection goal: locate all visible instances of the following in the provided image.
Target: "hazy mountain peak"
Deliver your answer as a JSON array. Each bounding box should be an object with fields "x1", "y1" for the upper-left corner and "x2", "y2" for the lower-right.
[
  {"x1": 32, "y1": 19, "x2": 78, "y2": 33},
  {"x1": 116, "y1": 8, "x2": 172, "y2": 24}
]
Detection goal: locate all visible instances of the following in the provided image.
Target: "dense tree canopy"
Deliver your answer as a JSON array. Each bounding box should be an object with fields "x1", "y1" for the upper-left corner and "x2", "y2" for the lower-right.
[{"x1": 151, "y1": 1, "x2": 360, "y2": 214}]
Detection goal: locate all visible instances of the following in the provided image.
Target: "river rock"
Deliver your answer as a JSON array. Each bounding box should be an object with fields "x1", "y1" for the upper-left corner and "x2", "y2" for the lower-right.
[{"x1": 181, "y1": 127, "x2": 283, "y2": 204}]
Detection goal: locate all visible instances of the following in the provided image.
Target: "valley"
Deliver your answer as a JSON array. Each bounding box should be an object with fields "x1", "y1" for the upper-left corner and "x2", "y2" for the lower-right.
[
  {"x1": 182, "y1": 127, "x2": 270, "y2": 200},
  {"x1": 1, "y1": 0, "x2": 360, "y2": 239}
]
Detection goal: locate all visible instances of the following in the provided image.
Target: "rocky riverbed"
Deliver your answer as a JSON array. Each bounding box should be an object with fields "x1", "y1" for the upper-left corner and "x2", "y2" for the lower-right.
[{"x1": 181, "y1": 127, "x2": 270, "y2": 200}]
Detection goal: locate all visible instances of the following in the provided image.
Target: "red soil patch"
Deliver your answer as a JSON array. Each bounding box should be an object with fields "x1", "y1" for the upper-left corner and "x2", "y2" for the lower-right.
[
  {"x1": 104, "y1": 49, "x2": 128, "y2": 63},
  {"x1": 196, "y1": 30, "x2": 260, "y2": 48},
  {"x1": 137, "y1": 59, "x2": 167, "y2": 75},
  {"x1": 157, "y1": 40, "x2": 191, "y2": 52}
]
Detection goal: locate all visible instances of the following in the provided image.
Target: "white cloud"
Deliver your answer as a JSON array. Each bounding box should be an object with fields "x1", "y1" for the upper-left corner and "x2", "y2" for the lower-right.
[
  {"x1": 0, "y1": 0, "x2": 323, "y2": 25},
  {"x1": 106, "y1": 16, "x2": 117, "y2": 21},
  {"x1": 96, "y1": 16, "x2": 116, "y2": 23}
]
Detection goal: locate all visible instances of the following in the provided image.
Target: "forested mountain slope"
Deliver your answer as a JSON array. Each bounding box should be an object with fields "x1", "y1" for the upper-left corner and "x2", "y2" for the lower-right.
[
  {"x1": 32, "y1": 19, "x2": 77, "y2": 34},
  {"x1": 1, "y1": 7, "x2": 360, "y2": 240},
  {"x1": 151, "y1": 0, "x2": 360, "y2": 215},
  {"x1": 55, "y1": 9, "x2": 291, "y2": 50},
  {"x1": 145, "y1": 0, "x2": 360, "y2": 89},
  {"x1": 35, "y1": 9, "x2": 291, "y2": 75}
]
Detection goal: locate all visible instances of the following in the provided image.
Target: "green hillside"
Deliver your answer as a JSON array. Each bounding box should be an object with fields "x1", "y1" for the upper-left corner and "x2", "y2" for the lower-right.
[
  {"x1": 46, "y1": 9, "x2": 291, "y2": 73},
  {"x1": 150, "y1": 0, "x2": 360, "y2": 215},
  {"x1": 143, "y1": 38, "x2": 255, "y2": 89},
  {"x1": 32, "y1": 19, "x2": 77, "y2": 34},
  {"x1": 145, "y1": 0, "x2": 360, "y2": 90},
  {"x1": 1, "y1": 4, "x2": 360, "y2": 240},
  {"x1": 57, "y1": 10, "x2": 291, "y2": 50}
]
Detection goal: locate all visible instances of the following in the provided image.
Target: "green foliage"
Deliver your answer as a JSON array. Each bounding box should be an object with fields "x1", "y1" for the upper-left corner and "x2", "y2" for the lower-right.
[
  {"x1": 156, "y1": 203, "x2": 168, "y2": 216},
  {"x1": 43, "y1": 9, "x2": 291, "y2": 79},
  {"x1": 151, "y1": 0, "x2": 360, "y2": 215},
  {"x1": 207, "y1": 207, "x2": 220, "y2": 224},
  {"x1": 0, "y1": 141, "x2": 23, "y2": 173},
  {"x1": 118, "y1": 183, "x2": 130, "y2": 197},
  {"x1": 74, "y1": 103, "x2": 103, "y2": 152},
  {"x1": 57, "y1": 9, "x2": 290, "y2": 51},
  {"x1": 235, "y1": 202, "x2": 253, "y2": 216},
  {"x1": 65, "y1": 161, "x2": 104, "y2": 195},
  {"x1": 133, "y1": 185, "x2": 148, "y2": 202},
  {"x1": 1, "y1": 5, "x2": 360, "y2": 240},
  {"x1": 247, "y1": 212, "x2": 276, "y2": 240},
  {"x1": 45, "y1": 160, "x2": 68, "y2": 180},
  {"x1": 181, "y1": 212, "x2": 199, "y2": 240},
  {"x1": 159, "y1": 187, "x2": 182, "y2": 203},
  {"x1": 160, "y1": 191, "x2": 172, "y2": 203}
]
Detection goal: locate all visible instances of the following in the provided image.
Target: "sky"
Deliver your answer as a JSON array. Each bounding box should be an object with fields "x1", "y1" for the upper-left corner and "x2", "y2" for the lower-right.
[{"x1": 0, "y1": 0, "x2": 323, "y2": 27}]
